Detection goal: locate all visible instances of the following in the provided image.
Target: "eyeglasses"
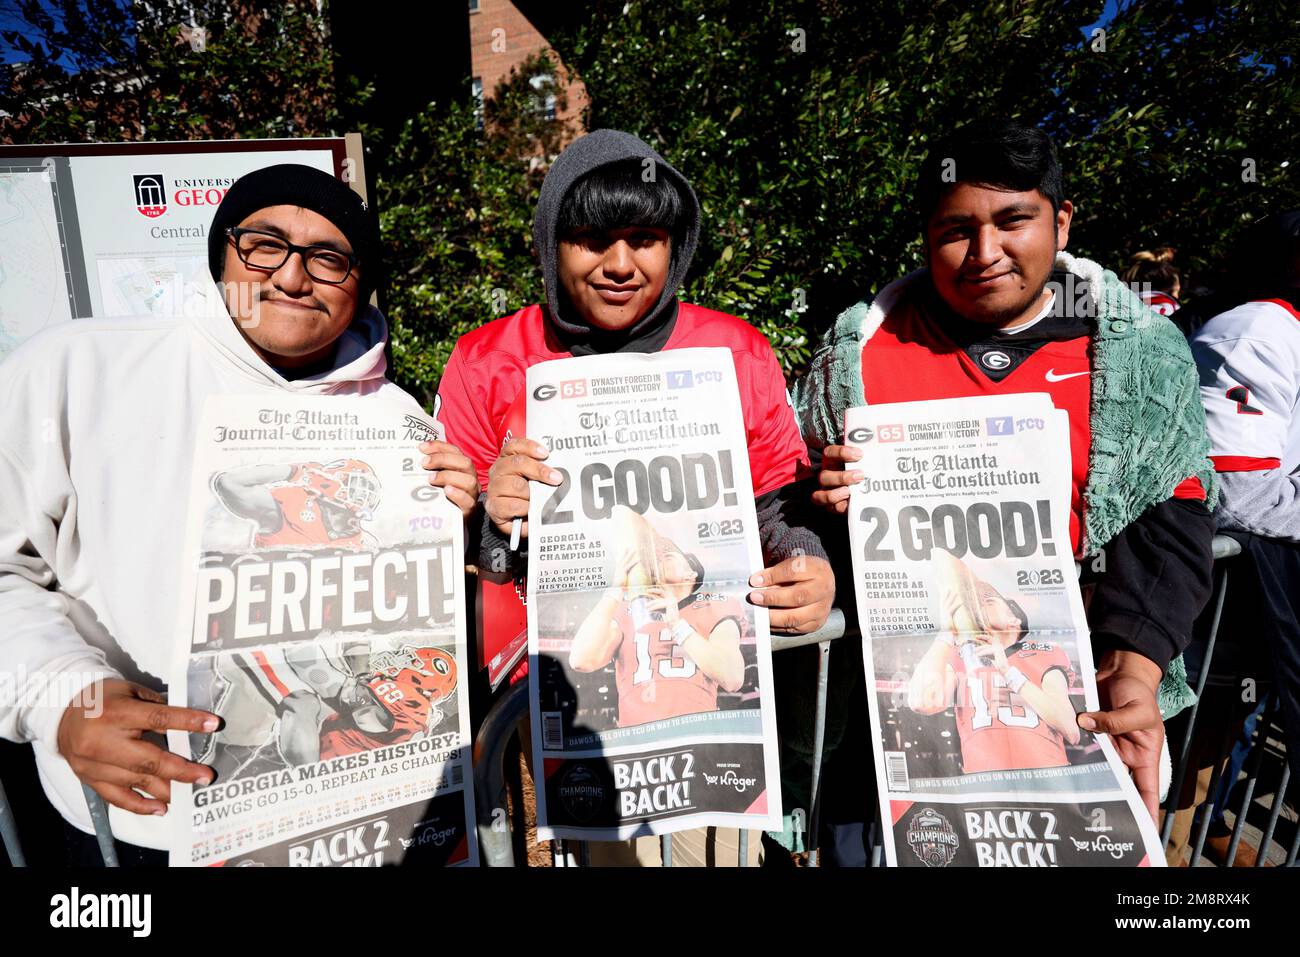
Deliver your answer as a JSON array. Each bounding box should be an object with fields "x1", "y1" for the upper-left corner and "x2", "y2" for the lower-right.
[{"x1": 227, "y1": 227, "x2": 359, "y2": 284}]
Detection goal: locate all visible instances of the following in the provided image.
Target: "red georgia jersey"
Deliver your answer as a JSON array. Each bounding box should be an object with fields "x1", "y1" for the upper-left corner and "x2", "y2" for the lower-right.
[
  {"x1": 254, "y1": 485, "x2": 365, "y2": 550},
  {"x1": 861, "y1": 300, "x2": 1203, "y2": 555},
  {"x1": 611, "y1": 592, "x2": 746, "y2": 727},
  {"x1": 436, "y1": 302, "x2": 808, "y2": 494},
  {"x1": 319, "y1": 722, "x2": 386, "y2": 760},
  {"x1": 437, "y1": 302, "x2": 808, "y2": 682},
  {"x1": 945, "y1": 640, "x2": 1075, "y2": 773},
  {"x1": 318, "y1": 656, "x2": 456, "y2": 759},
  {"x1": 1140, "y1": 289, "x2": 1180, "y2": 317}
]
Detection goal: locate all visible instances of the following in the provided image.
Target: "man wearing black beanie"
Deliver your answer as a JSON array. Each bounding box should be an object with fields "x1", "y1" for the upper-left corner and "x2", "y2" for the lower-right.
[
  {"x1": 0, "y1": 162, "x2": 478, "y2": 863},
  {"x1": 207, "y1": 163, "x2": 384, "y2": 374}
]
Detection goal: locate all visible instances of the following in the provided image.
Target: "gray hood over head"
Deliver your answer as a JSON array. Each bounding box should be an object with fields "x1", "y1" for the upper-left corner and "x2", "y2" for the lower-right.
[{"x1": 532, "y1": 129, "x2": 701, "y2": 353}]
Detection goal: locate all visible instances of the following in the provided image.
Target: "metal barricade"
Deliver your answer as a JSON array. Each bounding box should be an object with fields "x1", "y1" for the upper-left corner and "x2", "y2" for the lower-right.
[
  {"x1": 473, "y1": 678, "x2": 530, "y2": 867},
  {"x1": 1175, "y1": 696, "x2": 1295, "y2": 867},
  {"x1": 0, "y1": 774, "x2": 26, "y2": 867},
  {"x1": 0, "y1": 765, "x2": 118, "y2": 867},
  {"x1": 1161, "y1": 535, "x2": 1295, "y2": 867},
  {"x1": 83, "y1": 784, "x2": 119, "y2": 867},
  {"x1": 1161, "y1": 535, "x2": 1242, "y2": 847}
]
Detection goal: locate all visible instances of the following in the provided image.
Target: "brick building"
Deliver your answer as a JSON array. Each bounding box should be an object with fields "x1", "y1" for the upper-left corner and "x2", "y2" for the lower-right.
[{"x1": 468, "y1": 0, "x2": 589, "y2": 140}]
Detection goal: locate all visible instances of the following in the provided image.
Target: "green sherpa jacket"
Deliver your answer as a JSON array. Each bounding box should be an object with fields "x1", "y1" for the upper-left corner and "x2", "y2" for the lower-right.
[{"x1": 772, "y1": 252, "x2": 1218, "y2": 851}]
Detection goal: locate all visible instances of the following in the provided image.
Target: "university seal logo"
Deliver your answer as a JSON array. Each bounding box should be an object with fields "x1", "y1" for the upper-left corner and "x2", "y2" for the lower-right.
[{"x1": 134, "y1": 174, "x2": 167, "y2": 218}]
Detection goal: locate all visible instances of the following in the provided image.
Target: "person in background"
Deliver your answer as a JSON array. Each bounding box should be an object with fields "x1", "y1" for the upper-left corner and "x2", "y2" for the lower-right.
[
  {"x1": 1123, "y1": 246, "x2": 1181, "y2": 316},
  {"x1": 1185, "y1": 209, "x2": 1300, "y2": 866}
]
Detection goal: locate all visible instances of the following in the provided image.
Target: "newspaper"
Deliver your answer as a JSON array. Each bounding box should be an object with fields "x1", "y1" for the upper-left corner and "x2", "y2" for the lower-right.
[
  {"x1": 526, "y1": 348, "x2": 782, "y2": 840},
  {"x1": 846, "y1": 394, "x2": 1164, "y2": 867},
  {"x1": 168, "y1": 395, "x2": 477, "y2": 867}
]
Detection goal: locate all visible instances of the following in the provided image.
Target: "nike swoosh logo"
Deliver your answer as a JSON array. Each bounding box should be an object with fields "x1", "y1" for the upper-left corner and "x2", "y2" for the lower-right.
[{"x1": 1045, "y1": 369, "x2": 1090, "y2": 382}]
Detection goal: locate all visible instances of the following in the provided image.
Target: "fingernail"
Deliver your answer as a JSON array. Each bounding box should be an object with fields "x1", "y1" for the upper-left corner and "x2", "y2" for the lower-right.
[
  {"x1": 748, "y1": 590, "x2": 765, "y2": 606},
  {"x1": 153, "y1": 808, "x2": 167, "y2": 817},
  {"x1": 202, "y1": 717, "x2": 219, "y2": 732},
  {"x1": 1077, "y1": 715, "x2": 1096, "y2": 730},
  {"x1": 546, "y1": 469, "x2": 562, "y2": 483},
  {"x1": 849, "y1": 471, "x2": 863, "y2": 482},
  {"x1": 199, "y1": 773, "x2": 214, "y2": 786},
  {"x1": 536, "y1": 445, "x2": 550, "y2": 457},
  {"x1": 748, "y1": 572, "x2": 764, "y2": 587}
]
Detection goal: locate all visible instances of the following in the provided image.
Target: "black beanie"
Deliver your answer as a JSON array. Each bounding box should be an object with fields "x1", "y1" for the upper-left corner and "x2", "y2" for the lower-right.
[{"x1": 208, "y1": 163, "x2": 382, "y2": 300}]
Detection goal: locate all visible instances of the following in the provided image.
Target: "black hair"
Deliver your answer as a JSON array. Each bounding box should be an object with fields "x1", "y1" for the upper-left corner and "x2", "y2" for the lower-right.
[
  {"x1": 556, "y1": 159, "x2": 688, "y2": 246},
  {"x1": 915, "y1": 121, "x2": 1064, "y2": 230}
]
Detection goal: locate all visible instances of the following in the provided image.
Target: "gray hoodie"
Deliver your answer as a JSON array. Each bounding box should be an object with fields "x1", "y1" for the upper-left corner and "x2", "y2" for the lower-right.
[
  {"x1": 532, "y1": 128, "x2": 701, "y2": 355},
  {"x1": 478, "y1": 130, "x2": 827, "y2": 583}
]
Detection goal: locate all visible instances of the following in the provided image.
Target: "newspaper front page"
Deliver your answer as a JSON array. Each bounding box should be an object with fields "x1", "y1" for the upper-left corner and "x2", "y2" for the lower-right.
[
  {"x1": 527, "y1": 348, "x2": 782, "y2": 840},
  {"x1": 169, "y1": 395, "x2": 477, "y2": 866},
  {"x1": 846, "y1": 394, "x2": 1164, "y2": 867}
]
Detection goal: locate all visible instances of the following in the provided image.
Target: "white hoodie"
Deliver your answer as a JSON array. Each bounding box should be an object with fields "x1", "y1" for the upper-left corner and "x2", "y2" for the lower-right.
[{"x1": 0, "y1": 282, "x2": 427, "y2": 849}]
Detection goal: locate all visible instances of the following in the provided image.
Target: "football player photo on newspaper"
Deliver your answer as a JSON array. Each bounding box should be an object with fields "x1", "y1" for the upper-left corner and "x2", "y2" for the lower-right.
[
  {"x1": 876, "y1": 549, "x2": 1111, "y2": 796},
  {"x1": 188, "y1": 632, "x2": 461, "y2": 786},
  {"x1": 536, "y1": 506, "x2": 762, "y2": 744}
]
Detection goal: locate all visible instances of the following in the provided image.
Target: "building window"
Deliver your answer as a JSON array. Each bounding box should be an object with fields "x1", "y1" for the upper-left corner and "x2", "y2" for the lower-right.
[
  {"x1": 471, "y1": 77, "x2": 484, "y2": 130},
  {"x1": 529, "y1": 73, "x2": 557, "y2": 121},
  {"x1": 468, "y1": 0, "x2": 480, "y2": 12}
]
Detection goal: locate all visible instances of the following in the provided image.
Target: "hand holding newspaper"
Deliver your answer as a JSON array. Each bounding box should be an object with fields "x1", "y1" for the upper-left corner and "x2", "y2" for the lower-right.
[
  {"x1": 845, "y1": 394, "x2": 1165, "y2": 867},
  {"x1": 525, "y1": 348, "x2": 782, "y2": 841},
  {"x1": 168, "y1": 395, "x2": 477, "y2": 866}
]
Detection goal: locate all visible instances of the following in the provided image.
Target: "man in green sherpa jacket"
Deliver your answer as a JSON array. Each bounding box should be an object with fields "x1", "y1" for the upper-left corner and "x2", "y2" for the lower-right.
[{"x1": 781, "y1": 121, "x2": 1218, "y2": 860}]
